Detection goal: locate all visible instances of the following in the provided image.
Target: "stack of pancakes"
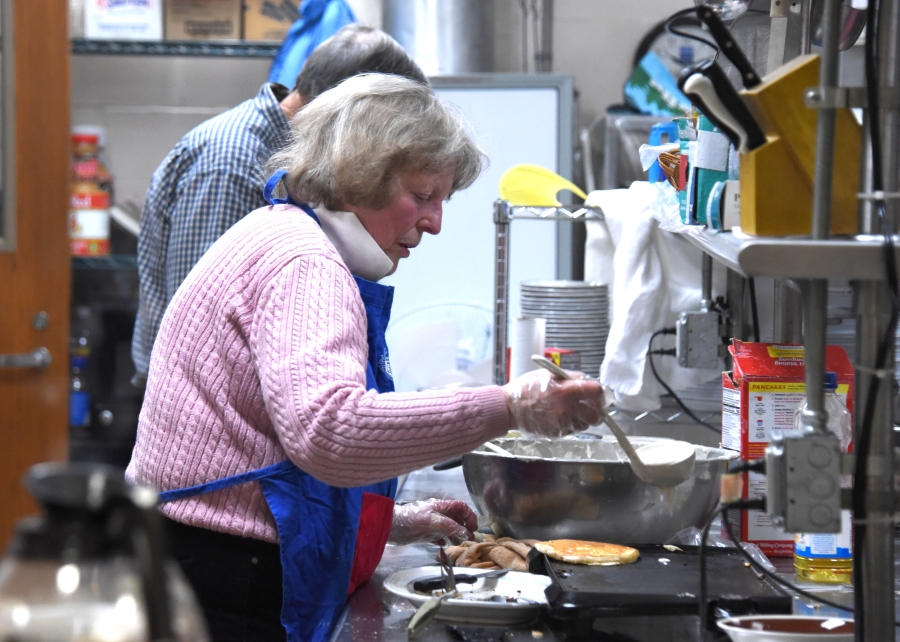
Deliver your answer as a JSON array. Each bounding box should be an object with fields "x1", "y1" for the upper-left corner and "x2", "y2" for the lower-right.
[
  {"x1": 440, "y1": 538, "x2": 640, "y2": 570},
  {"x1": 442, "y1": 538, "x2": 539, "y2": 571}
]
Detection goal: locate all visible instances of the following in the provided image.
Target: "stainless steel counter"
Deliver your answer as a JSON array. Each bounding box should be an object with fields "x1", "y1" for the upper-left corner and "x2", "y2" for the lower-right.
[
  {"x1": 331, "y1": 465, "x2": 559, "y2": 641},
  {"x1": 330, "y1": 465, "x2": 724, "y2": 641},
  {"x1": 329, "y1": 463, "x2": 892, "y2": 642}
]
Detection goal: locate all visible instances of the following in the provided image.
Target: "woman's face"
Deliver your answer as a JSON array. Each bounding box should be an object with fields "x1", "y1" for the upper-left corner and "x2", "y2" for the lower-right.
[{"x1": 346, "y1": 170, "x2": 453, "y2": 276}]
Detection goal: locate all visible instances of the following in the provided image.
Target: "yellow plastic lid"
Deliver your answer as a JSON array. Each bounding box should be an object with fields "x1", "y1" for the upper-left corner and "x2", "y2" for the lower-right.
[{"x1": 498, "y1": 164, "x2": 587, "y2": 207}]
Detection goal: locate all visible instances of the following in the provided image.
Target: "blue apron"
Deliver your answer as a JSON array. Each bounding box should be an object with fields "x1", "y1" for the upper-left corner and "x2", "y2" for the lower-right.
[{"x1": 160, "y1": 171, "x2": 397, "y2": 641}]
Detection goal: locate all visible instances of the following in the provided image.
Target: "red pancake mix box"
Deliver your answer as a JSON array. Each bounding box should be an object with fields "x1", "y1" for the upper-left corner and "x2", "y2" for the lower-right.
[{"x1": 721, "y1": 341, "x2": 854, "y2": 557}]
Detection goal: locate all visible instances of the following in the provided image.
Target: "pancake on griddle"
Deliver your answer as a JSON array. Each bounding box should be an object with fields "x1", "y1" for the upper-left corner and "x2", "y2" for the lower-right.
[{"x1": 534, "y1": 539, "x2": 639, "y2": 566}]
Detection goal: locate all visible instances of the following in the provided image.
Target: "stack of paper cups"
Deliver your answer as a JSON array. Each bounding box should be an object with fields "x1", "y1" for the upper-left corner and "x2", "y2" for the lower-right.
[{"x1": 509, "y1": 316, "x2": 546, "y2": 380}]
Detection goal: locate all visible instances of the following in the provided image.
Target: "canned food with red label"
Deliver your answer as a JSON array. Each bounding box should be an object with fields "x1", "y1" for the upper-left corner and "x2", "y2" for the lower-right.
[{"x1": 69, "y1": 209, "x2": 110, "y2": 256}]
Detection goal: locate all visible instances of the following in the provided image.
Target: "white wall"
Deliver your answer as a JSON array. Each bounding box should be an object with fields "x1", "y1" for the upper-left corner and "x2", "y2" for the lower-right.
[
  {"x1": 346, "y1": 0, "x2": 690, "y2": 129},
  {"x1": 72, "y1": 1, "x2": 696, "y2": 207},
  {"x1": 383, "y1": 82, "x2": 562, "y2": 324},
  {"x1": 551, "y1": 0, "x2": 690, "y2": 127},
  {"x1": 71, "y1": 56, "x2": 271, "y2": 207},
  {"x1": 344, "y1": 2, "x2": 865, "y2": 151},
  {"x1": 345, "y1": 0, "x2": 382, "y2": 28}
]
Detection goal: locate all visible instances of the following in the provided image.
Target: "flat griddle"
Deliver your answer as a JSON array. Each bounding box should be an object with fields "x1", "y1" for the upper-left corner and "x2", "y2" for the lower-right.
[{"x1": 528, "y1": 544, "x2": 791, "y2": 627}]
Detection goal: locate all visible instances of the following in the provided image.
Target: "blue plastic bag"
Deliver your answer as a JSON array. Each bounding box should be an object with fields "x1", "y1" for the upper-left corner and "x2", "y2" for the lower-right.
[{"x1": 268, "y1": 0, "x2": 357, "y2": 89}]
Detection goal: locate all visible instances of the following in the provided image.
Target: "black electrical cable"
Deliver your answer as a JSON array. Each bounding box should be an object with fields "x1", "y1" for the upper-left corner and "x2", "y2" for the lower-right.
[
  {"x1": 633, "y1": 7, "x2": 717, "y2": 68},
  {"x1": 664, "y1": 7, "x2": 720, "y2": 50},
  {"x1": 698, "y1": 499, "x2": 765, "y2": 630},
  {"x1": 697, "y1": 504, "x2": 718, "y2": 629},
  {"x1": 715, "y1": 507, "x2": 852, "y2": 613},
  {"x1": 748, "y1": 278, "x2": 760, "y2": 343},
  {"x1": 852, "y1": 0, "x2": 900, "y2": 635},
  {"x1": 708, "y1": 505, "x2": 900, "y2": 629},
  {"x1": 647, "y1": 329, "x2": 720, "y2": 433},
  {"x1": 726, "y1": 458, "x2": 766, "y2": 475}
]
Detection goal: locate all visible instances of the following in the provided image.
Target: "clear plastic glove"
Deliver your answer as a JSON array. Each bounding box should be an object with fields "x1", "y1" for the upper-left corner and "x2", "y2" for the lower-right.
[
  {"x1": 388, "y1": 499, "x2": 478, "y2": 546},
  {"x1": 502, "y1": 368, "x2": 605, "y2": 437}
]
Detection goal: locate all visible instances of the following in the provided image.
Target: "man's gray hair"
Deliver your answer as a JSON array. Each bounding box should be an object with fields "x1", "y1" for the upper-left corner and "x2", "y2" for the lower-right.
[
  {"x1": 267, "y1": 74, "x2": 486, "y2": 210},
  {"x1": 294, "y1": 24, "x2": 428, "y2": 98}
]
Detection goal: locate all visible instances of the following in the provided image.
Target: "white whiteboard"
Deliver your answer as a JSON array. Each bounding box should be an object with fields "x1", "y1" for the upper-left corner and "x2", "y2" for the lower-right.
[{"x1": 382, "y1": 75, "x2": 573, "y2": 326}]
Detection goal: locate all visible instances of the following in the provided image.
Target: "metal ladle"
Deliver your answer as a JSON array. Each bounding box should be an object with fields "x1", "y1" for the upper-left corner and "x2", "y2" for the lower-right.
[
  {"x1": 530, "y1": 355, "x2": 696, "y2": 487},
  {"x1": 481, "y1": 440, "x2": 515, "y2": 457}
]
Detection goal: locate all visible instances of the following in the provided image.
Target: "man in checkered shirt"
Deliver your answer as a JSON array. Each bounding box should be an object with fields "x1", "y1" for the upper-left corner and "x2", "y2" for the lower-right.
[{"x1": 131, "y1": 25, "x2": 427, "y2": 387}]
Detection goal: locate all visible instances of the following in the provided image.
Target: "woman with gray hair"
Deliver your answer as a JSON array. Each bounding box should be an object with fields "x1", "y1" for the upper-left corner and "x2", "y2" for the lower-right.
[{"x1": 127, "y1": 73, "x2": 604, "y2": 642}]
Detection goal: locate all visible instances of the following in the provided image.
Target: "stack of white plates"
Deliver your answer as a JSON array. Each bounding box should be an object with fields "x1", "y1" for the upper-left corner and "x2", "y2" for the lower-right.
[{"x1": 520, "y1": 280, "x2": 610, "y2": 377}]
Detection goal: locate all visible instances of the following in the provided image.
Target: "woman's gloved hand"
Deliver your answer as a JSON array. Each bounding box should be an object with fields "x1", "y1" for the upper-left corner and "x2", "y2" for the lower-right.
[
  {"x1": 502, "y1": 368, "x2": 605, "y2": 437},
  {"x1": 388, "y1": 499, "x2": 478, "y2": 545}
]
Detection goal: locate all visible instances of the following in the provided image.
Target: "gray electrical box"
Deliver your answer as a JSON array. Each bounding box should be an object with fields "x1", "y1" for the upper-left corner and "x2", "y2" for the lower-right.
[
  {"x1": 675, "y1": 310, "x2": 721, "y2": 369},
  {"x1": 765, "y1": 430, "x2": 842, "y2": 533}
]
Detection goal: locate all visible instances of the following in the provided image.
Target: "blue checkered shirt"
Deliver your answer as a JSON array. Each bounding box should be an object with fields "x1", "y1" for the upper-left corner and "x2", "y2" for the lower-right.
[{"x1": 132, "y1": 83, "x2": 291, "y2": 380}]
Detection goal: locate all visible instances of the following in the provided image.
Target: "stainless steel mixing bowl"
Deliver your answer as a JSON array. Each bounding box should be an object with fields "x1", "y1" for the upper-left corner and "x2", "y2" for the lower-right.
[{"x1": 463, "y1": 436, "x2": 737, "y2": 544}]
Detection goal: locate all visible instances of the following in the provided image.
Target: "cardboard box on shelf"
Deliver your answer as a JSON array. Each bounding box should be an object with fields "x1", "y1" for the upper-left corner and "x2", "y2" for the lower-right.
[
  {"x1": 84, "y1": 0, "x2": 164, "y2": 41},
  {"x1": 721, "y1": 340, "x2": 854, "y2": 557},
  {"x1": 244, "y1": 0, "x2": 300, "y2": 41},
  {"x1": 165, "y1": 0, "x2": 241, "y2": 40}
]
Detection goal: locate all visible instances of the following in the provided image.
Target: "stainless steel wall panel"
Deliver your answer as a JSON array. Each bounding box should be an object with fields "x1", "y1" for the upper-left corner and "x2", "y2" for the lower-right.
[
  {"x1": 71, "y1": 55, "x2": 269, "y2": 107},
  {"x1": 71, "y1": 54, "x2": 271, "y2": 206}
]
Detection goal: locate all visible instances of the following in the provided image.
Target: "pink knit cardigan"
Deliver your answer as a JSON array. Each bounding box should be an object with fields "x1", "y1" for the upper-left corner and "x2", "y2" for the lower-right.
[{"x1": 126, "y1": 204, "x2": 509, "y2": 542}]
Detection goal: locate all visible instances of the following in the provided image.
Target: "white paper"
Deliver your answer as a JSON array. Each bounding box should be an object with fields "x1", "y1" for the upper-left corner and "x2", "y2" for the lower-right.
[
  {"x1": 509, "y1": 317, "x2": 546, "y2": 380},
  {"x1": 694, "y1": 130, "x2": 730, "y2": 171},
  {"x1": 722, "y1": 180, "x2": 741, "y2": 231}
]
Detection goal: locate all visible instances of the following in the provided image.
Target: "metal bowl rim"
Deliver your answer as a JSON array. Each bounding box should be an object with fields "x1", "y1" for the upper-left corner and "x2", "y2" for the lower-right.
[{"x1": 464, "y1": 437, "x2": 738, "y2": 464}]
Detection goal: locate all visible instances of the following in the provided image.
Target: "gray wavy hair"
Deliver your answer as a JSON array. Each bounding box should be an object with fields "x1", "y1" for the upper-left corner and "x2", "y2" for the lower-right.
[{"x1": 266, "y1": 73, "x2": 486, "y2": 210}]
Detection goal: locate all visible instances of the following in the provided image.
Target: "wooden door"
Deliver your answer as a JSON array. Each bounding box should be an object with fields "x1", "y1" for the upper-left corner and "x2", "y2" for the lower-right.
[{"x1": 0, "y1": 0, "x2": 70, "y2": 548}]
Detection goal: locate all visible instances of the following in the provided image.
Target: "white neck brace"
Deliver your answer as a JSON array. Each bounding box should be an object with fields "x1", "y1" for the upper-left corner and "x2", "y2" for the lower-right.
[{"x1": 313, "y1": 206, "x2": 395, "y2": 282}]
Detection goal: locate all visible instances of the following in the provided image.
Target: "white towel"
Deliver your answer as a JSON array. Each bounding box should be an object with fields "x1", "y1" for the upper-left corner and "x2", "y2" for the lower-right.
[{"x1": 585, "y1": 182, "x2": 722, "y2": 412}]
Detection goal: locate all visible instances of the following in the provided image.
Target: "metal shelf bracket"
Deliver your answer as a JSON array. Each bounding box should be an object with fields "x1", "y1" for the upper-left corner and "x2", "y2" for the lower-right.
[{"x1": 492, "y1": 199, "x2": 603, "y2": 385}]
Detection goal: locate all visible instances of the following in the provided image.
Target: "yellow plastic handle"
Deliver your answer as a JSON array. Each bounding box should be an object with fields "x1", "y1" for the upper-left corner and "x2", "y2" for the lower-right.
[{"x1": 498, "y1": 164, "x2": 587, "y2": 207}]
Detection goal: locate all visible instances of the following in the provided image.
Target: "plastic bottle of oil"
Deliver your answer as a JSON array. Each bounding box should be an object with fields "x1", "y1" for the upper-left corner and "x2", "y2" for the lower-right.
[{"x1": 793, "y1": 371, "x2": 853, "y2": 584}]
